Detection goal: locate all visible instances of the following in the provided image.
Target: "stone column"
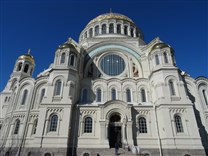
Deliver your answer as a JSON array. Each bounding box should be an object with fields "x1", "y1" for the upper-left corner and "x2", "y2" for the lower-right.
[
  {"x1": 133, "y1": 28, "x2": 136, "y2": 37},
  {"x1": 121, "y1": 25, "x2": 124, "y2": 34},
  {"x1": 126, "y1": 121, "x2": 134, "y2": 145},
  {"x1": 106, "y1": 25, "x2": 109, "y2": 34},
  {"x1": 127, "y1": 26, "x2": 130, "y2": 36},
  {"x1": 99, "y1": 121, "x2": 109, "y2": 147},
  {"x1": 100, "y1": 121, "x2": 105, "y2": 141},
  {"x1": 122, "y1": 124, "x2": 127, "y2": 146},
  {"x1": 27, "y1": 122, "x2": 33, "y2": 137},
  {"x1": 114, "y1": 23, "x2": 117, "y2": 33}
]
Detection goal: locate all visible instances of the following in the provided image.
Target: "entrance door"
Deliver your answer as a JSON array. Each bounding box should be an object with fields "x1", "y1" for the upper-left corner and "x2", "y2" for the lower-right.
[{"x1": 109, "y1": 126, "x2": 122, "y2": 148}]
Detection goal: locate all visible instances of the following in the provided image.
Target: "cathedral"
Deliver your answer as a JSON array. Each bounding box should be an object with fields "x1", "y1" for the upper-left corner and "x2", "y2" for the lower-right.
[{"x1": 0, "y1": 12, "x2": 208, "y2": 156}]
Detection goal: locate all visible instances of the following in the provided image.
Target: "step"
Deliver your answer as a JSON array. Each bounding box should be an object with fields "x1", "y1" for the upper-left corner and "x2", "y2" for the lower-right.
[{"x1": 77, "y1": 148, "x2": 138, "y2": 156}]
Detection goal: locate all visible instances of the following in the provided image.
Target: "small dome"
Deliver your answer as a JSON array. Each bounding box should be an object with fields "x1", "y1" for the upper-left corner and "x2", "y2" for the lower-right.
[
  {"x1": 151, "y1": 42, "x2": 170, "y2": 51},
  {"x1": 87, "y1": 12, "x2": 135, "y2": 26},
  {"x1": 18, "y1": 54, "x2": 35, "y2": 65},
  {"x1": 59, "y1": 42, "x2": 77, "y2": 50}
]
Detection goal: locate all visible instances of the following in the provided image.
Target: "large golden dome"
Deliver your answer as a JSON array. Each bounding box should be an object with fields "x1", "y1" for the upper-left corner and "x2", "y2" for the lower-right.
[{"x1": 87, "y1": 12, "x2": 135, "y2": 26}]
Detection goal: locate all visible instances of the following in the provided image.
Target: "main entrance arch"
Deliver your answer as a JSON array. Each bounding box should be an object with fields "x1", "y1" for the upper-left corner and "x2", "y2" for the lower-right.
[{"x1": 100, "y1": 100, "x2": 134, "y2": 148}]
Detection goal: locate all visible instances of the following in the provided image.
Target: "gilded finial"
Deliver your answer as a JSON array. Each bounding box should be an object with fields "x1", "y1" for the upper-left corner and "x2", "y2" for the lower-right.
[{"x1": 28, "y1": 49, "x2": 31, "y2": 55}]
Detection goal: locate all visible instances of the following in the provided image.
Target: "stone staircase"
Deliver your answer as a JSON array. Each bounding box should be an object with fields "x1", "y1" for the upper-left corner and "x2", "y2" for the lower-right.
[{"x1": 77, "y1": 147, "x2": 139, "y2": 156}]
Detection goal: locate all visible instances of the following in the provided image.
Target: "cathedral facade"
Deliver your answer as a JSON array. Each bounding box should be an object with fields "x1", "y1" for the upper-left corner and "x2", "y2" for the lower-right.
[{"x1": 0, "y1": 12, "x2": 208, "y2": 156}]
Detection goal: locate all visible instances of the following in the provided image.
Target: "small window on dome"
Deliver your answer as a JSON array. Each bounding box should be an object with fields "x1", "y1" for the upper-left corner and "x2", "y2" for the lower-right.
[
  {"x1": 124, "y1": 26, "x2": 128, "y2": 35},
  {"x1": 89, "y1": 28, "x2": 93, "y2": 38},
  {"x1": 30, "y1": 68, "x2": 33, "y2": 75},
  {"x1": 17, "y1": 62, "x2": 22, "y2": 71},
  {"x1": 109, "y1": 23, "x2": 114, "y2": 33},
  {"x1": 24, "y1": 64, "x2": 29, "y2": 73},
  {"x1": 84, "y1": 32, "x2": 87, "y2": 38},
  {"x1": 164, "y1": 52, "x2": 168, "y2": 63},
  {"x1": 130, "y1": 27, "x2": 134, "y2": 37},
  {"x1": 102, "y1": 24, "x2": 106, "y2": 34},
  {"x1": 95, "y1": 25, "x2": 99, "y2": 36},
  {"x1": 60, "y1": 53, "x2": 66, "y2": 64},
  {"x1": 155, "y1": 54, "x2": 160, "y2": 65},
  {"x1": 117, "y1": 24, "x2": 121, "y2": 34}
]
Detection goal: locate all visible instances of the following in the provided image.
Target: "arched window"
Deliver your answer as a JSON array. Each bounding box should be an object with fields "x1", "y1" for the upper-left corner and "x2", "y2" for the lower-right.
[
  {"x1": 82, "y1": 89, "x2": 88, "y2": 104},
  {"x1": 138, "y1": 117, "x2": 147, "y2": 133},
  {"x1": 30, "y1": 68, "x2": 33, "y2": 75},
  {"x1": 102, "y1": 24, "x2": 106, "y2": 34},
  {"x1": 84, "y1": 32, "x2": 87, "y2": 38},
  {"x1": 21, "y1": 89, "x2": 28, "y2": 105},
  {"x1": 164, "y1": 52, "x2": 168, "y2": 63},
  {"x1": 24, "y1": 64, "x2": 29, "y2": 73},
  {"x1": 126, "y1": 89, "x2": 131, "y2": 102},
  {"x1": 95, "y1": 25, "x2": 99, "y2": 36},
  {"x1": 175, "y1": 115, "x2": 184, "y2": 133},
  {"x1": 83, "y1": 153, "x2": 90, "y2": 156},
  {"x1": 117, "y1": 24, "x2": 121, "y2": 34},
  {"x1": 84, "y1": 117, "x2": 92, "y2": 133},
  {"x1": 169, "y1": 80, "x2": 176, "y2": 96},
  {"x1": 141, "y1": 88, "x2": 147, "y2": 102},
  {"x1": 4, "y1": 96, "x2": 8, "y2": 103},
  {"x1": 14, "y1": 119, "x2": 20, "y2": 134},
  {"x1": 109, "y1": 23, "x2": 114, "y2": 33},
  {"x1": 54, "y1": 79, "x2": 62, "y2": 96},
  {"x1": 32, "y1": 119, "x2": 38, "y2": 135},
  {"x1": 111, "y1": 88, "x2": 116, "y2": 100},
  {"x1": 130, "y1": 27, "x2": 134, "y2": 37},
  {"x1": 49, "y1": 115, "x2": 58, "y2": 132},
  {"x1": 96, "y1": 88, "x2": 101, "y2": 102},
  {"x1": 44, "y1": 153, "x2": 51, "y2": 156},
  {"x1": 155, "y1": 54, "x2": 160, "y2": 65},
  {"x1": 40, "y1": 88, "x2": 45, "y2": 102},
  {"x1": 17, "y1": 62, "x2": 22, "y2": 71},
  {"x1": 124, "y1": 26, "x2": 128, "y2": 35},
  {"x1": 69, "y1": 54, "x2": 75, "y2": 66},
  {"x1": 89, "y1": 28, "x2": 93, "y2": 37},
  {"x1": 202, "y1": 89, "x2": 208, "y2": 105},
  {"x1": 60, "y1": 53, "x2": 66, "y2": 64},
  {"x1": 28, "y1": 152, "x2": 31, "y2": 156}
]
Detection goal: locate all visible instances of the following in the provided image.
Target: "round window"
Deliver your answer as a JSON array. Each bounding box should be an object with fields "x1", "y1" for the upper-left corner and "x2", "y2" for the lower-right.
[{"x1": 100, "y1": 54, "x2": 125, "y2": 76}]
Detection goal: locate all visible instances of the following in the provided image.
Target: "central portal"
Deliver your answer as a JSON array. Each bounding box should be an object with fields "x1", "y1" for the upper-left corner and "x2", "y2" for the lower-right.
[
  {"x1": 109, "y1": 126, "x2": 122, "y2": 148},
  {"x1": 108, "y1": 114, "x2": 122, "y2": 148}
]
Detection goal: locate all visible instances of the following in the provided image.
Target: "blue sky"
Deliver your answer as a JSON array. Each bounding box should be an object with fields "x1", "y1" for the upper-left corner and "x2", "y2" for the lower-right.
[{"x1": 0, "y1": 0, "x2": 207, "y2": 91}]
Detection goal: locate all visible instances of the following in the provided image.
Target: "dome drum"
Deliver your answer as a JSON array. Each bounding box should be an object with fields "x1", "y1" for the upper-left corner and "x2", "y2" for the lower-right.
[{"x1": 79, "y1": 12, "x2": 144, "y2": 42}]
